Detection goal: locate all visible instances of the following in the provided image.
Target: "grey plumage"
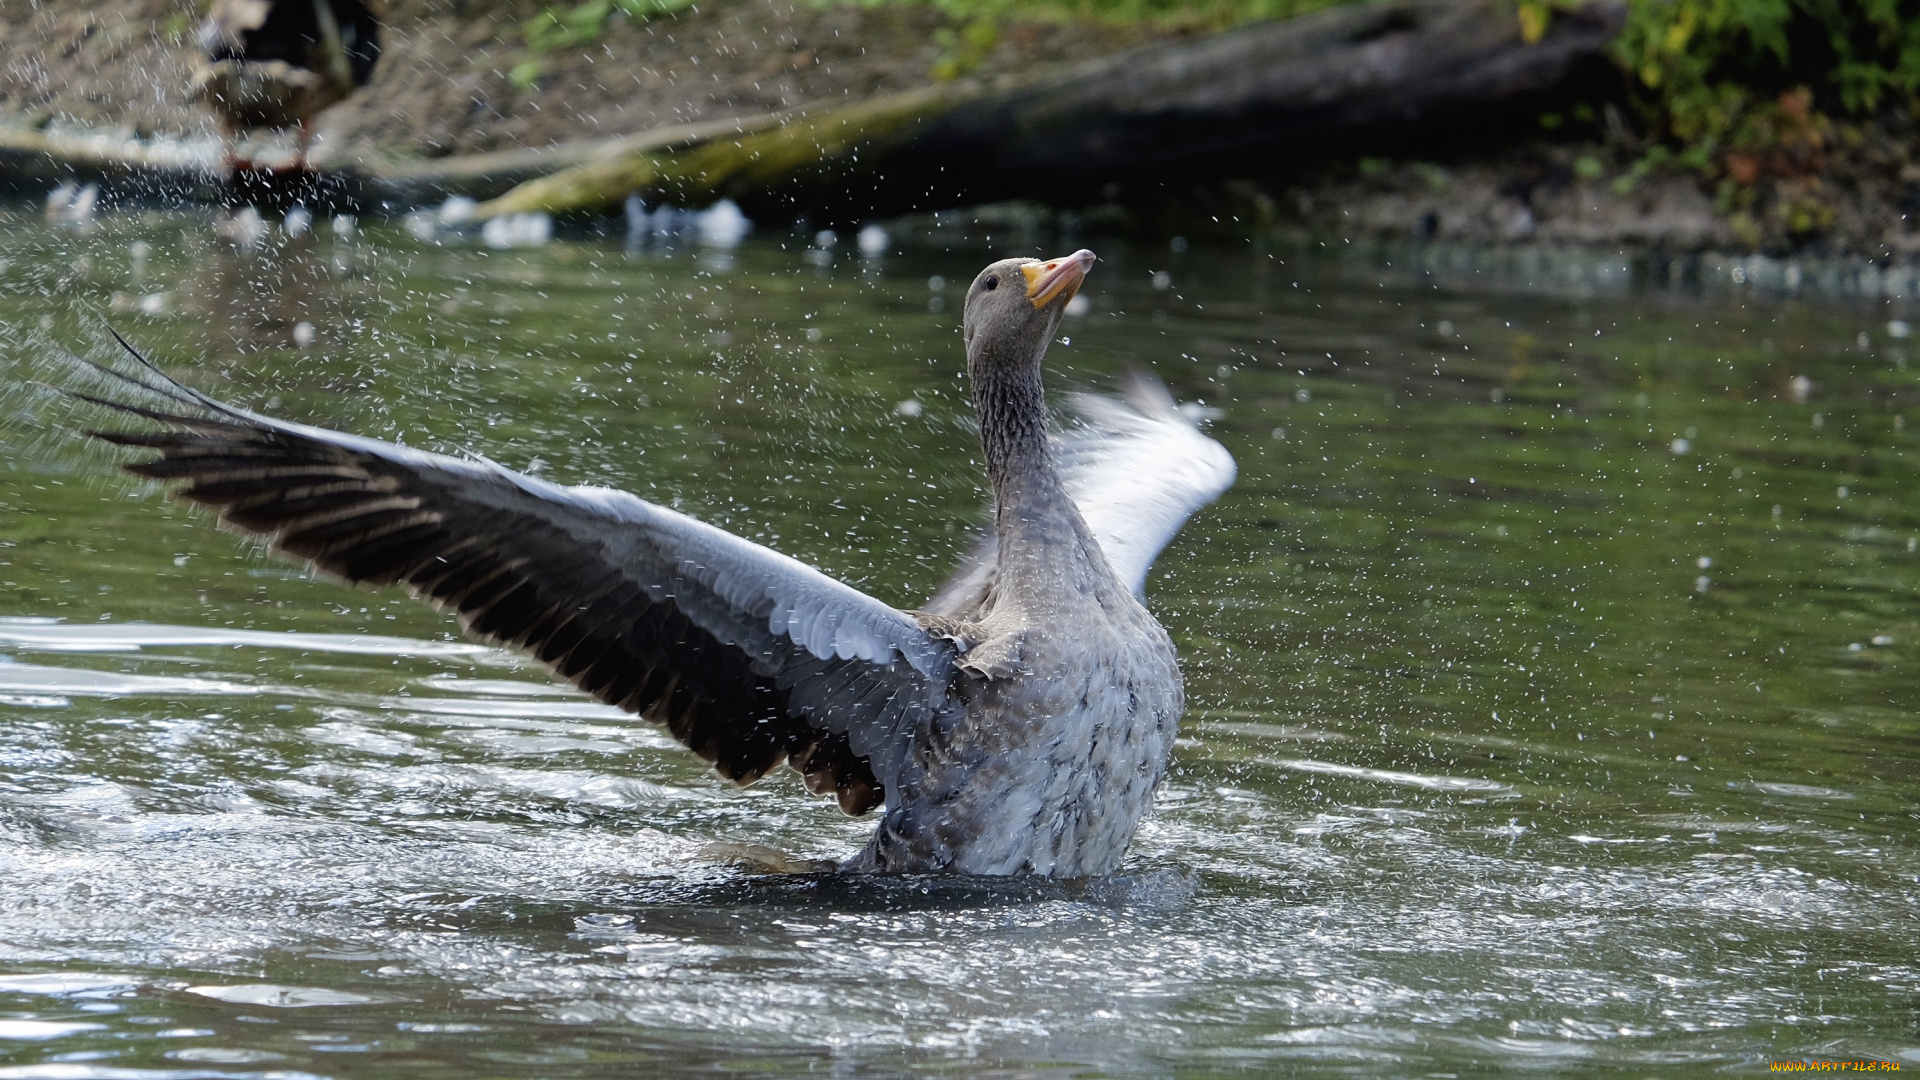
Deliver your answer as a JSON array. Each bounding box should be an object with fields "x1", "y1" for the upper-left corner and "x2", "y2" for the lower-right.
[{"x1": 77, "y1": 251, "x2": 1233, "y2": 877}]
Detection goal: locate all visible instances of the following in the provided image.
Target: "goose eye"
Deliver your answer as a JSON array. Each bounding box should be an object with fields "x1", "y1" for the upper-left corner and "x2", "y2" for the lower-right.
[{"x1": 984, "y1": 276, "x2": 999, "y2": 291}]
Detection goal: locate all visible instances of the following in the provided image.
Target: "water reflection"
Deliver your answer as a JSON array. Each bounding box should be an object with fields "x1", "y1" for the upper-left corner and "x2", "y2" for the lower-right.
[{"x1": 0, "y1": 206, "x2": 1913, "y2": 1076}]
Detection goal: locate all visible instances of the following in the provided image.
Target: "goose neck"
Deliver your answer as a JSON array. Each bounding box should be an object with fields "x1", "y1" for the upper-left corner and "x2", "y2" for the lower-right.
[{"x1": 973, "y1": 358, "x2": 1055, "y2": 505}]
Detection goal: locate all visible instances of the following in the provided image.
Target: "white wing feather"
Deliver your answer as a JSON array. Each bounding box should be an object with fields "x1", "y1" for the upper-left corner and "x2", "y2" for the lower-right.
[
  {"x1": 927, "y1": 372, "x2": 1235, "y2": 612},
  {"x1": 1057, "y1": 374, "x2": 1237, "y2": 596}
]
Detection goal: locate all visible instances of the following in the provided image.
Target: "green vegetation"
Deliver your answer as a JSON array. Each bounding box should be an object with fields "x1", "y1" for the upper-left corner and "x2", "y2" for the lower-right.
[
  {"x1": 840, "y1": 0, "x2": 1346, "y2": 26},
  {"x1": 524, "y1": 0, "x2": 697, "y2": 50},
  {"x1": 1611, "y1": 0, "x2": 1920, "y2": 176},
  {"x1": 512, "y1": 0, "x2": 696, "y2": 86}
]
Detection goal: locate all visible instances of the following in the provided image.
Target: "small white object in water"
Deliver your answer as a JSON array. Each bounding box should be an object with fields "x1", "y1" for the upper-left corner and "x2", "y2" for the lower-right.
[
  {"x1": 109, "y1": 291, "x2": 172, "y2": 316},
  {"x1": 129, "y1": 240, "x2": 152, "y2": 274},
  {"x1": 331, "y1": 214, "x2": 357, "y2": 240},
  {"x1": 438, "y1": 196, "x2": 478, "y2": 226},
  {"x1": 293, "y1": 321, "x2": 316, "y2": 347},
  {"x1": 894, "y1": 399, "x2": 923, "y2": 418},
  {"x1": 1790, "y1": 375, "x2": 1813, "y2": 402},
  {"x1": 1670, "y1": 437, "x2": 1690, "y2": 454},
  {"x1": 402, "y1": 211, "x2": 437, "y2": 241},
  {"x1": 1888, "y1": 319, "x2": 1912, "y2": 340},
  {"x1": 482, "y1": 212, "x2": 552, "y2": 249},
  {"x1": 1152, "y1": 270, "x2": 1171, "y2": 290},
  {"x1": 44, "y1": 182, "x2": 99, "y2": 225},
  {"x1": 44, "y1": 181, "x2": 76, "y2": 217},
  {"x1": 1872, "y1": 634, "x2": 1895, "y2": 646},
  {"x1": 857, "y1": 224, "x2": 888, "y2": 257},
  {"x1": 283, "y1": 206, "x2": 312, "y2": 238},
  {"x1": 1696, "y1": 556, "x2": 1712, "y2": 569},
  {"x1": 1065, "y1": 294, "x2": 1090, "y2": 317},
  {"x1": 696, "y1": 200, "x2": 751, "y2": 247},
  {"x1": 813, "y1": 229, "x2": 837, "y2": 249},
  {"x1": 213, "y1": 207, "x2": 267, "y2": 247},
  {"x1": 1503, "y1": 205, "x2": 1536, "y2": 241},
  {"x1": 927, "y1": 275, "x2": 945, "y2": 292}
]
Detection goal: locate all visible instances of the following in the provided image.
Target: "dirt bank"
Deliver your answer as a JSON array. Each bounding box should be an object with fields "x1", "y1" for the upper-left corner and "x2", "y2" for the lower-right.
[
  {"x1": 1, "y1": 0, "x2": 1912, "y2": 256},
  {"x1": 1257, "y1": 116, "x2": 1920, "y2": 261},
  {"x1": 0, "y1": 0, "x2": 1164, "y2": 162}
]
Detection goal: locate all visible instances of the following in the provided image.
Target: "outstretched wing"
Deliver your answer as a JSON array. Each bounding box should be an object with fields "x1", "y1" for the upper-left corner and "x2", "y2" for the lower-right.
[
  {"x1": 78, "y1": 339, "x2": 956, "y2": 815},
  {"x1": 928, "y1": 372, "x2": 1236, "y2": 614}
]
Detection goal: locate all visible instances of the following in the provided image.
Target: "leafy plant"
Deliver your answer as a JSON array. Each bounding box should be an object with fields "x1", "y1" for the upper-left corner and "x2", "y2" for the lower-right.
[
  {"x1": 523, "y1": 0, "x2": 698, "y2": 53},
  {"x1": 1611, "y1": 0, "x2": 1920, "y2": 179},
  {"x1": 931, "y1": 17, "x2": 1000, "y2": 79}
]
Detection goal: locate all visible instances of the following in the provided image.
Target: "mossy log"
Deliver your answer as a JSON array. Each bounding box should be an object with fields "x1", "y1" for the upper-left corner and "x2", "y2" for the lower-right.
[{"x1": 477, "y1": 0, "x2": 1627, "y2": 223}]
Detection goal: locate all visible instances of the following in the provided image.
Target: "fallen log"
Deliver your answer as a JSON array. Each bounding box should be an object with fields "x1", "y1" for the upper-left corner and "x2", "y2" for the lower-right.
[
  {"x1": 476, "y1": 0, "x2": 1628, "y2": 224},
  {"x1": 0, "y1": 125, "x2": 227, "y2": 203},
  {"x1": 0, "y1": 111, "x2": 788, "y2": 210},
  {"x1": 365, "y1": 111, "x2": 788, "y2": 205}
]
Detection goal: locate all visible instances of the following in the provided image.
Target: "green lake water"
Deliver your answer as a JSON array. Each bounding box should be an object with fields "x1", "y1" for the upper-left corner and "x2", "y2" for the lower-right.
[{"x1": 0, "y1": 205, "x2": 1914, "y2": 1076}]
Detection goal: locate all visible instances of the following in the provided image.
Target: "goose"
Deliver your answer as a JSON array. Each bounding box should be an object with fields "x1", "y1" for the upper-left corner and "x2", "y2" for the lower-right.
[
  {"x1": 192, "y1": 0, "x2": 383, "y2": 172},
  {"x1": 77, "y1": 249, "x2": 1235, "y2": 877}
]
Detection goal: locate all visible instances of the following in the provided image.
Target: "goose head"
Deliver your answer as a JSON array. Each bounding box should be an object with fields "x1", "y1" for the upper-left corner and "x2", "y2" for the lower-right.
[{"x1": 962, "y1": 249, "x2": 1095, "y2": 378}]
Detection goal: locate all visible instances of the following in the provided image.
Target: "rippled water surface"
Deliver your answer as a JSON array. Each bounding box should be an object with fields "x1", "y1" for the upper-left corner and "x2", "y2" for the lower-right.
[{"x1": 0, "y1": 207, "x2": 1916, "y2": 1077}]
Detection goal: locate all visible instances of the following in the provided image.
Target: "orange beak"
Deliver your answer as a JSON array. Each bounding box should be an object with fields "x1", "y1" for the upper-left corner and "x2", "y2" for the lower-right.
[{"x1": 1022, "y1": 249, "x2": 1096, "y2": 309}]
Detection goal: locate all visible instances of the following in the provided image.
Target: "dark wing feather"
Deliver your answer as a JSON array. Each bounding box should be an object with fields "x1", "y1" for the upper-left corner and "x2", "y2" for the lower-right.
[{"x1": 81, "y1": 344, "x2": 955, "y2": 815}]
